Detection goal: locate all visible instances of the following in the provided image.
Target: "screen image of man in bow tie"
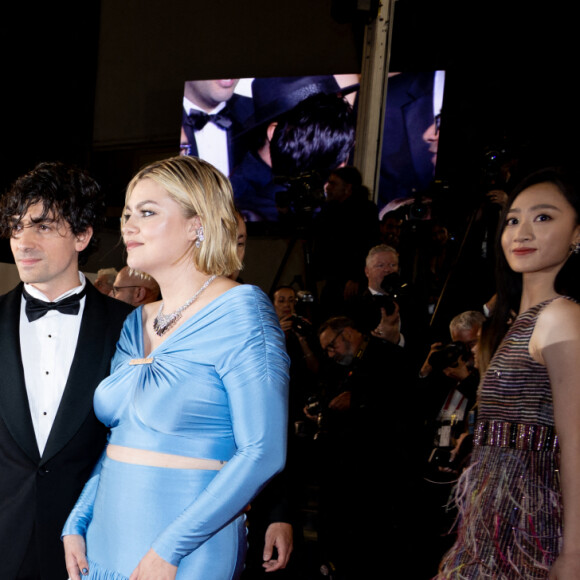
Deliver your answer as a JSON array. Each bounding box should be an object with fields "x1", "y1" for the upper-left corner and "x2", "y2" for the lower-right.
[
  {"x1": 0, "y1": 161, "x2": 132, "y2": 579},
  {"x1": 180, "y1": 79, "x2": 254, "y2": 177}
]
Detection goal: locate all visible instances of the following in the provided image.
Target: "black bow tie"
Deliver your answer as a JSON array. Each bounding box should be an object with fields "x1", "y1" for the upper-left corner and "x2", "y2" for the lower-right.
[
  {"x1": 23, "y1": 286, "x2": 87, "y2": 322},
  {"x1": 185, "y1": 109, "x2": 232, "y2": 131}
]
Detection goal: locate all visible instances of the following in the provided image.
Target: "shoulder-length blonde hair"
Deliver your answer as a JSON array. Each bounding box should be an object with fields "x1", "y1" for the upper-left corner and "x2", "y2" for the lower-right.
[{"x1": 124, "y1": 156, "x2": 241, "y2": 276}]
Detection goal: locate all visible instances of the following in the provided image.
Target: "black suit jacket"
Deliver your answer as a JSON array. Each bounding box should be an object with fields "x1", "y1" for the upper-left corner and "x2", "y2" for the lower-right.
[
  {"x1": 0, "y1": 282, "x2": 132, "y2": 580},
  {"x1": 182, "y1": 93, "x2": 254, "y2": 173},
  {"x1": 379, "y1": 71, "x2": 436, "y2": 207}
]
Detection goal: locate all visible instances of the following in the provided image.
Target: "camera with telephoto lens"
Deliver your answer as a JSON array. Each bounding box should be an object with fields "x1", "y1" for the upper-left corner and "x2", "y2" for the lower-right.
[
  {"x1": 428, "y1": 341, "x2": 470, "y2": 373},
  {"x1": 357, "y1": 272, "x2": 407, "y2": 333}
]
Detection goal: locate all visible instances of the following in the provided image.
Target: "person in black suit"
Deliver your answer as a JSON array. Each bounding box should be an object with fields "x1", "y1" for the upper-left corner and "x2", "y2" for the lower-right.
[
  {"x1": 379, "y1": 71, "x2": 440, "y2": 208},
  {"x1": 230, "y1": 75, "x2": 341, "y2": 221},
  {"x1": 311, "y1": 316, "x2": 421, "y2": 579},
  {"x1": 180, "y1": 79, "x2": 253, "y2": 177},
  {"x1": 0, "y1": 161, "x2": 132, "y2": 580}
]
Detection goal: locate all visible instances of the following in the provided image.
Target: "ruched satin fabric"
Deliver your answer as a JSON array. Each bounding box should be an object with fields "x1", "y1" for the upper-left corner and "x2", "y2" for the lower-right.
[{"x1": 63, "y1": 285, "x2": 289, "y2": 579}]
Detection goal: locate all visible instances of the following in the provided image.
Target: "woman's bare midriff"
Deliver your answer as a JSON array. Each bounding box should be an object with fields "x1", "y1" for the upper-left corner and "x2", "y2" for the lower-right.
[{"x1": 107, "y1": 444, "x2": 226, "y2": 470}]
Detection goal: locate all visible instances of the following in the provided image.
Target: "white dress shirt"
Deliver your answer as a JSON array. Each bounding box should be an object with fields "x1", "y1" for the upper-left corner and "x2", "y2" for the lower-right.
[
  {"x1": 183, "y1": 97, "x2": 230, "y2": 176},
  {"x1": 19, "y1": 273, "x2": 87, "y2": 455}
]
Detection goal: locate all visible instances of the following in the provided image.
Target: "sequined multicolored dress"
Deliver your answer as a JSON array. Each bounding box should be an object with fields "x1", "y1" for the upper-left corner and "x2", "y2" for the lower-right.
[{"x1": 437, "y1": 298, "x2": 565, "y2": 579}]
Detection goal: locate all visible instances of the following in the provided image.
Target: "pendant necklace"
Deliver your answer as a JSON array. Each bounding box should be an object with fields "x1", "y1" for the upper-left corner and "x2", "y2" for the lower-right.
[{"x1": 153, "y1": 275, "x2": 217, "y2": 336}]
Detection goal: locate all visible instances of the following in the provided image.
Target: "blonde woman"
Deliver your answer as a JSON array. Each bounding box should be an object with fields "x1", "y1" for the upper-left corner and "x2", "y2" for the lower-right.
[{"x1": 63, "y1": 156, "x2": 289, "y2": 579}]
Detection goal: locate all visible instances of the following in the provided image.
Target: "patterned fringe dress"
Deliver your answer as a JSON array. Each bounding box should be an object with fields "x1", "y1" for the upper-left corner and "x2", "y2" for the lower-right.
[{"x1": 437, "y1": 298, "x2": 565, "y2": 579}]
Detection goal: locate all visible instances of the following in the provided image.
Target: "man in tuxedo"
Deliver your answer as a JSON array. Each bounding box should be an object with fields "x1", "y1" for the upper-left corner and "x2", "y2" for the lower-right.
[
  {"x1": 230, "y1": 75, "x2": 341, "y2": 221},
  {"x1": 0, "y1": 161, "x2": 132, "y2": 580},
  {"x1": 180, "y1": 79, "x2": 253, "y2": 177}
]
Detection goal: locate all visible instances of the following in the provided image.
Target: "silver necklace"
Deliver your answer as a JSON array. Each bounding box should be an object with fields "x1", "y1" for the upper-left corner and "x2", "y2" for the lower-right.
[{"x1": 153, "y1": 275, "x2": 217, "y2": 336}]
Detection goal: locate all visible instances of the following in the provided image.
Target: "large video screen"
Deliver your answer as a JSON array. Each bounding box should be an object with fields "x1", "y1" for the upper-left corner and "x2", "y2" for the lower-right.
[{"x1": 179, "y1": 71, "x2": 445, "y2": 221}]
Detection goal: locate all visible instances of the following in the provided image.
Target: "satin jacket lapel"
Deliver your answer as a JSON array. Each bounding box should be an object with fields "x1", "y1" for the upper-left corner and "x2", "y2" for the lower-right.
[
  {"x1": 41, "y1": 284, "x2": 108, "y2": 464},
  {"x1": 0, "y1": 284, "x2": 41, "y2": 463}
]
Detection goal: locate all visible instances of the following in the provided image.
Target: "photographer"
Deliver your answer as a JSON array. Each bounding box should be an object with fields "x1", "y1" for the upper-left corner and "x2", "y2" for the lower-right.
[
  {"x1": 346, "y1": 244, "x2": 428, "y2": 361},
  {"x1": 272, "y1": 286, "x2": 319, "y2": 429},
  {"x1": 307, "y1": 316, "x2": 419, "y2": 578},
  {"x1": 418, "y1": 315, "x2": 483, "y2": 576},
  {"x1": 273, "y1": 286, "x2": 319, "y2": 375},
  {"x1": 423, "y1": 341, "x2": 478, "y2": 480},
  {"x1": 419, "y1": 310, "x2": 485, "y2": 378},
  {"x1": 313, "y1": 167, "x2": 380, "y2": 319}
]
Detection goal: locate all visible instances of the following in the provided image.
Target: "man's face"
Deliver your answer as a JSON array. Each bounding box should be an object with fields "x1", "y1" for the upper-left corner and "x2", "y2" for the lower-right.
[
  {"x1": 228, "y1": 213, "x2": 247, "y2": 282},
  {"x1": 185, "y1": 79, "x2": 239, "y2": 112},
  {"x1": 236, "y1": 214, "x2": 247, "y2": 264},
  {"x1": 423, "y1": 118, "x2": 439, "y2": 167},
  {"x1": 110, "y1": 270, "x2": 141, "y2": 306},
  {"x1": 450, "y1": 326, "x2": 480, "y2": 352},
  {"x1": 324, "y1": 174, "x2": 350, "y2": 203},
  {"x1": 319, "y1": 327, "x2": 356, "y2": 366},
  {"x1": 365, "y1": 251, "x2": 399, "y2": 292},
  {"x1": 380, "y1": 217, "x2": 402, "y2": 246},
  {"x1": 431, "y1": 224, "x2": 449, "y2": 246},
  {"x1": 10, "y1": 202, "x2": 91, "y2": 300}
]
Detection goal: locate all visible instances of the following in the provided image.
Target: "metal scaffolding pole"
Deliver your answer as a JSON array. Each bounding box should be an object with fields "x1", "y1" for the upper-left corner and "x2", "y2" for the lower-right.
[{"x1": 352, "y1": 0, "x2": 396, "y2": 203}]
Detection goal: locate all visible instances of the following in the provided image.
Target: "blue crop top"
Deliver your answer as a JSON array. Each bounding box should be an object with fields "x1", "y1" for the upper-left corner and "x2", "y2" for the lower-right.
[{"x1": 63, "y1": 284, "x2": 289, "y2": 565}]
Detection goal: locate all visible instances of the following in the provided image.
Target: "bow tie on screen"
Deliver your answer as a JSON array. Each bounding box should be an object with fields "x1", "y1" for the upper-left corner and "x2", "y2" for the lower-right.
[
  {"x1": 23, "y1": 286, "x2": 87, "y2": 322},
  {"x1": 185, "y1": 109, "x2": 233, "y2": 131}
]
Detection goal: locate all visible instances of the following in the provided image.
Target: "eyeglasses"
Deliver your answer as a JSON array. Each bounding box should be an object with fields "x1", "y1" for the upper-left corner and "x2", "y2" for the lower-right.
[
  {"x1": 111, "y1": 285, "x2": 140, "y2": 297},
  {"x1": 323, "y1": 329, "x2": 344, "y2": 355}
]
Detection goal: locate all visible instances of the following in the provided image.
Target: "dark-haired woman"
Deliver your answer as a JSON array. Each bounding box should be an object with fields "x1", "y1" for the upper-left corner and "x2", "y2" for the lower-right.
[
  {"x1": 62, "y1": 156, "x2": 289, "y2": 579},
  {"x1": 438, "y1": 169, "x2": 580, "y2": 579}
]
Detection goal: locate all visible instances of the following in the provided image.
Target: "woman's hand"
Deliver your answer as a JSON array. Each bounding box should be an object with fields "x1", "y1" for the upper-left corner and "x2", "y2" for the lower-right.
[
  {"x1": 129, "y1": 549, "x2": 177, "y2": 580},
  {"x1": 63, "y1": 534, "x2": 89, "y2": 580},
  {"x1": 278, "y1": 315, "x2": 294, "y2": 333}
]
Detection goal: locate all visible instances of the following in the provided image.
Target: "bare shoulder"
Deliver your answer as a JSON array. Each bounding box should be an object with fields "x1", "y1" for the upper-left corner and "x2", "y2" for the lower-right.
[{"x1": 531, "y1": 297, "x2": 580, "y2": 362}]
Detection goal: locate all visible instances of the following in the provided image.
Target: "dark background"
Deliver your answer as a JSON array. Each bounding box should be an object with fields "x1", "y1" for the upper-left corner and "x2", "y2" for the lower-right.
[{"x1": 1, "y1": 0, "x2": 577, "y2": 258}]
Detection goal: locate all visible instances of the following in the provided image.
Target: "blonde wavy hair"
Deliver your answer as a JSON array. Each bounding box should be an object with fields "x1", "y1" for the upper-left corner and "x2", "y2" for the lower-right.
[{"x1": 124, "y1": 156, "x2": 241, "y2": 276}]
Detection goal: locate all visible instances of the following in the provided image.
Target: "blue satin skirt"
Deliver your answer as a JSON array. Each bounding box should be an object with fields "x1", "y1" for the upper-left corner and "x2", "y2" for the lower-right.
[{"x1": 85, "y1": 456, "x2": 247, "y2": 579}]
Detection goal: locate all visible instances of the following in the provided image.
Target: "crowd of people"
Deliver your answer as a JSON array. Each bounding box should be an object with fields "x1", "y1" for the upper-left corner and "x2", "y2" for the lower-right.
[
  {"x1": 1, "y1": 143, "x2": 579, "y2": 580},
  {"x1": 259, "y1": 165, "x2": 580, "y2": 580}
]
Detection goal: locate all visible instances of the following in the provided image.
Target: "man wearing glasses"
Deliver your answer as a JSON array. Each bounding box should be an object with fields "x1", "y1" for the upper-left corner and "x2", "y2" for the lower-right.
[
  {"x1": 109, "y1": 266, "x2": 160, "y2": 308},
  {"x1": 310, "y1": 316, "x2": 418, "y2": 579}
]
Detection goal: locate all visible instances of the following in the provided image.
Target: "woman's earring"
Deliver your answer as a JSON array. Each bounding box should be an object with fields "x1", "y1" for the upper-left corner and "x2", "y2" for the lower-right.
[
  {"x1": 195, "y1": 226, "x2": 205, "y2": 248},
  {"x1": 574, "y1": 241, "x2": 580, "y2": 254}
]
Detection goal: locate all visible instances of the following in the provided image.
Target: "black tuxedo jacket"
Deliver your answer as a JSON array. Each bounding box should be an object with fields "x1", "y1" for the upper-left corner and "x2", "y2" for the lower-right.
[
  {"x1": 182, "y1": 93, "x2": 254, "y2": 173},
  {"x1": 0, "y1": 282, "x2": 132, "y2": 580}
]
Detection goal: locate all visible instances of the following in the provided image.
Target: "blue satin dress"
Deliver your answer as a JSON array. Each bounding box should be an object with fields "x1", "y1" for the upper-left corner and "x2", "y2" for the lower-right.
[{"x1": 63, "y1": 285, "x2": 289, "y2": 579}]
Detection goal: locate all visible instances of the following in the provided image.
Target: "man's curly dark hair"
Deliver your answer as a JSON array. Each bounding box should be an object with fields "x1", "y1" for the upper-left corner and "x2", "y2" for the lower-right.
[
  {"x1": 270, "y1": 92, "x2": 355, "y2": 179},
  {"x1": 0, "y1": 161, "x2": 105, "y2": 264}
]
